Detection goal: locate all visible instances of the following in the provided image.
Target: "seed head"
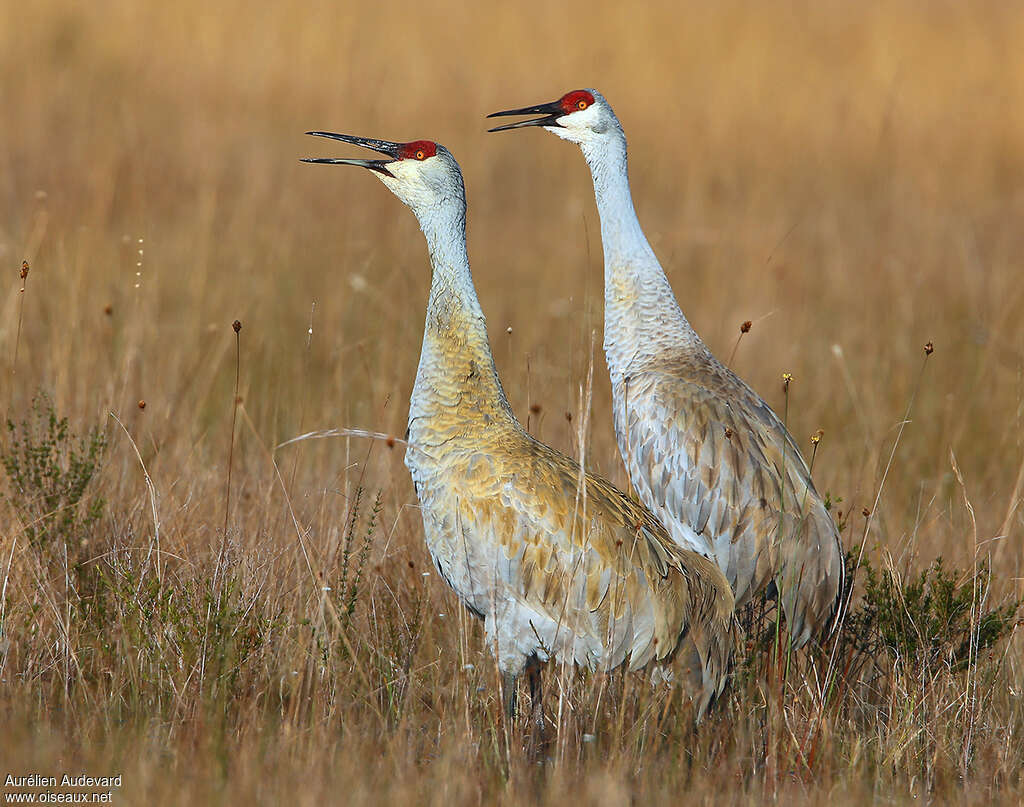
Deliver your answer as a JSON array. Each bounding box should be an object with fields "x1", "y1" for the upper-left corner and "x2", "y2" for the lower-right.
[
  {"x1": 811, "y1": 429, "x2": 824, "y2": 445},
  {"x1": 386, "y1": 436, "x2": 396, "y2": 449},
  {"x1": 232, "y1": 320, "x2": 242, "y2": 334},
  {"x1": 724, "y1": 427, "x2": 733, "y2": 439},
  {"x1": 20, "y1": 260, "x2": 29, "y2": 281},
  {"x1": 862, "y1": 507, "x2": 871, "y2": 518},
  {"x1": 104, "y1": 304, "x2": 113, "y2": 316},
  {"x1": 138, "y1": 400, "x2": 146, "y2": 410},
  {"x1": 782, "y1": 372, "x2": 794, "y2": 384},
  {"x1": 740, "y1": 320, "x2": 752, "y2": 334},
  {"x1": 564, "y1": 411, "x2": 572, "y2": 422},
  {"x1": 529, "y1": 403, "x2": 541, "y2": 415},
  {"x1": 924, "y1": 341, "x2": 934, "y2": 355}
]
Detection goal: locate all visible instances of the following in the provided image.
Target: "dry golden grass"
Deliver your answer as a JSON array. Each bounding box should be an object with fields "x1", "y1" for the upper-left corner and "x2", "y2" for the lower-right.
[{"x1": 2, "y1": 0, "x2": 1023, "y2": 803}]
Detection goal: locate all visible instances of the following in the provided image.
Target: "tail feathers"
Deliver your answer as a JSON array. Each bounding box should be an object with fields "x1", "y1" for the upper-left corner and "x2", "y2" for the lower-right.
[
  {"x1": 672, "y1": 618, "x2": 736, "y2": 723},
  {"x1": 777, "y1": 509, "x2": 846, "y2": 648},
  {"x1": 779, "y1": 557, "x2": 844, "y2": 648}
]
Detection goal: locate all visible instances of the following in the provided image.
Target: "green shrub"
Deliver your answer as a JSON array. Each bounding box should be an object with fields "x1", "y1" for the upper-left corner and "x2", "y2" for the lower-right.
[
  {"x1": 734, "y1": 548, "x2": 1019, "y2": 685},
  {"x1": 851, "y1": 552, "x2": 1019, "y2": 672},
  {"x1": 1, "y1": 393, "x2": 106, "y2": 552}
]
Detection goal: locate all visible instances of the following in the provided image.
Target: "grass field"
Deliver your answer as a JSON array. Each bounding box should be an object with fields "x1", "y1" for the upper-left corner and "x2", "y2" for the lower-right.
[{"x1": 2, "y1": 1, "x2": 1023, "y2": 803}]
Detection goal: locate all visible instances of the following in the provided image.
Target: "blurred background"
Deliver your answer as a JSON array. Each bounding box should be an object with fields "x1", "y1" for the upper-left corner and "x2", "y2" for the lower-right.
[
  {"x1": 4, "y1": 0, "x2": 1024, "y2": 563},
  {"x1": 1, "y1": 1, "x2": 1023, "y2": 800}
]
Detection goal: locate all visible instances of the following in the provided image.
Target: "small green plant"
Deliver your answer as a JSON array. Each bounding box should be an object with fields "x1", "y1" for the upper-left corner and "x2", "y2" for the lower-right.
[
  {"x1": 852, "y1": 553, "x2": 1019, "y2": 672},
  {"x1": 1, "y1": 392, "x2": 106, "y2": 551},
  {"x1": 76, "y1": 548, "x2": 283, "y2": 713},
  {"x1": 313, "y1": 486, "x2": 383, "y2": 665},
  {"x1": 337, "y1": 486, "x2": 382, "y2": 618},
  {"x1": 733, "y1": 548, "x2": 1020, "y2": 686}
]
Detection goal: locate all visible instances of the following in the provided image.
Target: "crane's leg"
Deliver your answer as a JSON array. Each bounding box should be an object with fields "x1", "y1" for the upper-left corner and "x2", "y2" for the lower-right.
[
  {"x1": 489, "y1": 613, "x2": 519, "y2": 726},
  {"x1": 525, "y1": 655, "x2": 548, "y2": 761},
  {"x1": 502, "y1": 671, "x2": 518, "y2": 723}
]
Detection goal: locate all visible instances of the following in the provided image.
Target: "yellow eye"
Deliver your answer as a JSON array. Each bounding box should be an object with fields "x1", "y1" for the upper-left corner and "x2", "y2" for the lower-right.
[
  {"x1": 415, "y1": 149, "x2": 425, "y2": 160},
  {"x1": 577, "y1": 100, "x2": 588, "y2": 110}
]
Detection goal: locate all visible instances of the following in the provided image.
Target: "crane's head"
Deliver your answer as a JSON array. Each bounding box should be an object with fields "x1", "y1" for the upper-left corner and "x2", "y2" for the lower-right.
[
  {"x1": 487, "y1": 88, "x2": 620, "y2": 147},
  {"x1": 302, "y1": 133, "x2": 464, "y2": 218}
]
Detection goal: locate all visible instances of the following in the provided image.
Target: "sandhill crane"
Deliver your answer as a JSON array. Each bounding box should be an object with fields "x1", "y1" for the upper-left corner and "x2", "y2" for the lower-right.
[
  {"x1": 302, "y1": 132, "x2": 735, "y2": 735},
  {"x1": 489, "y1": 89, "x2": 844, "y2": 647}
]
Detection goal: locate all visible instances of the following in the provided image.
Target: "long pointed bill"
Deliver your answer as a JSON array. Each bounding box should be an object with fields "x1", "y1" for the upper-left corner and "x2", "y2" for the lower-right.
[
  {"x1": 301, "y1": 131, "x2": 401, "y2": 176},
  {"x1": 486, "y1": 101, "x2": 564, "y2": 132}
]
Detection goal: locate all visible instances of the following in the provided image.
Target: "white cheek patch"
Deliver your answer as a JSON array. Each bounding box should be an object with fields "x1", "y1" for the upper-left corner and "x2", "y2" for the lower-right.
[
  {"x1": 389, "y1": 161, "x2": 417, "y2": 180},
  {"x1": 548, "y1": 104, "x2": 605, "y2": 140},
  {"x1": 379, "y1": 162, "x2": 444, "y2": 212}
]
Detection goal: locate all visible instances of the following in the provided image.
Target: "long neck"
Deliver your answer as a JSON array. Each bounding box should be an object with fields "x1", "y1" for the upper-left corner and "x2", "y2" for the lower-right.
[
  {"x1": 408, "y1": 203, "x2": 514, "y2": 445},
  {"x1": 582, "y1": 133, "x2": 703, "y2": 379}
]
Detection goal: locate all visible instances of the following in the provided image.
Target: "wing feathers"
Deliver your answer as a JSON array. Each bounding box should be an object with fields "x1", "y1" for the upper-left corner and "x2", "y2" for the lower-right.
[{"x1": 618, "y1": 367, "x2": 843, "y2": 643}]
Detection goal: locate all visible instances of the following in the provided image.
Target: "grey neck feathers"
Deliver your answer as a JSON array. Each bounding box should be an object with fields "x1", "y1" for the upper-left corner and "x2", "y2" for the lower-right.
[
  {"x1": 408, "y1": 199, "x2": 513, "y2": 427},
  {"x1": 581, "y1": 131, "x2": 703, "y2": 377}
]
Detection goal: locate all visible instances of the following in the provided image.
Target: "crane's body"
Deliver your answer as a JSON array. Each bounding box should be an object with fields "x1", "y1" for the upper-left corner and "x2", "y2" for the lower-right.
[
  {"x1": 489, "y1": 90, "x2": 844, "y2": 645},
  {"x1": 303, "y1": 133, "x2": 735, "y2": 722}
]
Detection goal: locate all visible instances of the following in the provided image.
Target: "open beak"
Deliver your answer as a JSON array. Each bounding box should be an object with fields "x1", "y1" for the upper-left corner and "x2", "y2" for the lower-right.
[
  {"x1": 486, "y1": 100, "x2": 564, "y2": 133},
  {"x1": 301, "y1": 132, "x2": 400, "y2": 177}
]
